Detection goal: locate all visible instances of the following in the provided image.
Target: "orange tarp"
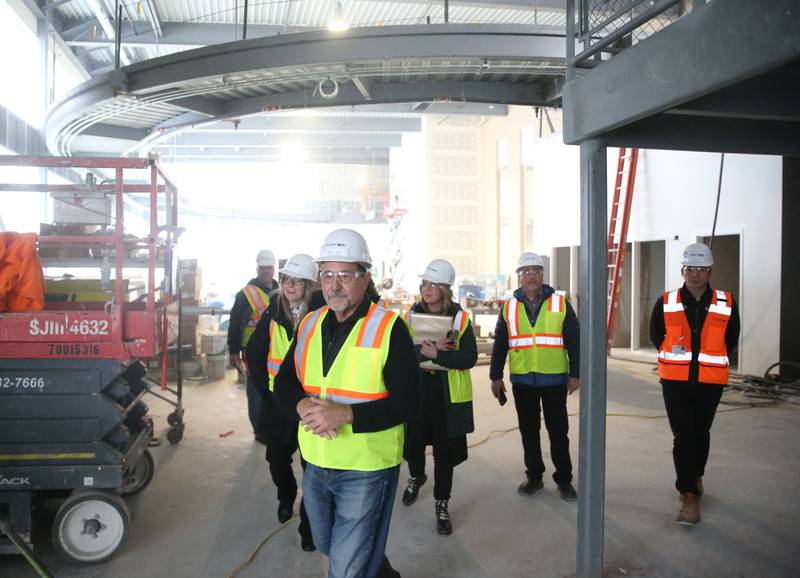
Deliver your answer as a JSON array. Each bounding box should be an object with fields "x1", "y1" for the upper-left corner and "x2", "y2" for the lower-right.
[{"x1": 0, "y1": 232, "x2": 45, "y2": 312}]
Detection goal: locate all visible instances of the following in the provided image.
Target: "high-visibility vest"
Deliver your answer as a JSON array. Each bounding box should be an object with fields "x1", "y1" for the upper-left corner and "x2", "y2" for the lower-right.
[
  {"x1": 502, "y1": 293, "x2": 568, "y2": 377},
  {"x1": 293, "y1": 303, "x2": 403, "y2": 471},
  {"x1": 266, "y1": 320, "x2": 291, "y2": 392},
  {"x1": 403, "y1": 308, "x2": 473, "y2": 404},
  {"x1": 658, "y1": 289, "x2": 732, "y2": 385},
  {"x1": 241, "y1": 284, "x2": 270, "y2": 347}
]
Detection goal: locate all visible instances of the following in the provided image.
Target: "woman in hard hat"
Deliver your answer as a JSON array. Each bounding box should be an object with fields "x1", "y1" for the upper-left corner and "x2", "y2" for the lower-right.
[
  {"x1": 245, "y1": 253, "x2": 324, "y2": 552},
  {"x1": 402, "y1": 259, "x2": 478, "y2": 535}
]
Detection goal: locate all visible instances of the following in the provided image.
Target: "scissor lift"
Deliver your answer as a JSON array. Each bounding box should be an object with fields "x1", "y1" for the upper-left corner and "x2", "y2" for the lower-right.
[{"x1": 0, "y1": 155, "x2": 182, "y2": 564}]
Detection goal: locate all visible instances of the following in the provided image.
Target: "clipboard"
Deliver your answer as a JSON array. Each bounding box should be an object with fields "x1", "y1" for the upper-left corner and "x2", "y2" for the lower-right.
[{"x1": 409, "y1": 313, "x2": 454, "y2": 372}]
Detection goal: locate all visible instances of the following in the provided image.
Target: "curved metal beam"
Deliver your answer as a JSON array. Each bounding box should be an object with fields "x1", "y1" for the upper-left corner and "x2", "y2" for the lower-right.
[{"x1": 45, "y1": 24, "x2": 566, "y2": 157}]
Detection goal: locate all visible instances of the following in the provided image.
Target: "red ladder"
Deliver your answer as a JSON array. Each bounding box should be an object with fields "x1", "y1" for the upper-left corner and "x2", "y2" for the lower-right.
[{"x1": 606, "y1": 147, "x2": 639, "y2": 352}]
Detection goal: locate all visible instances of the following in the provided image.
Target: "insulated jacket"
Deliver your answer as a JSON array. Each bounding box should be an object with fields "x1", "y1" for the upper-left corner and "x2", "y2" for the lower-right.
[
  {"x1": 0, "y1": 232, "x2": 44, "y2": 312},
  {"x1": 403, "y1": 301, "x2": 477, "y2": 437},
  {"x1": 490, "y1": 285, "x2": 580, "y2": 386},
  {"x1": 227, "y1": 277, "x2": 278, "y2": 355}
]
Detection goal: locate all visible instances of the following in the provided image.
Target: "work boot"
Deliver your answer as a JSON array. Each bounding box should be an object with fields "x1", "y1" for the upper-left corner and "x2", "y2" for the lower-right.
[
  {"x1": 558, "y1": 482, "x2": 578, "y2": 501},
  {"x1": 696, "y1": 476, "x2": 704, "y2": 497},
  {"x1": 277, "y1": 498, "x2": 294, "y2": 524},
  {"x1": 676, "y1": 492, "x2": 701, "y2": 526},
  {"x1": 435, "y1": 499, "x2": 453, "y2": 535},
  {"x1": 517, "y1": 478, "x2": 544, "y2": 496},
  {"x1": 402, "y1": 474, "x2": 427, "y2": 506}
]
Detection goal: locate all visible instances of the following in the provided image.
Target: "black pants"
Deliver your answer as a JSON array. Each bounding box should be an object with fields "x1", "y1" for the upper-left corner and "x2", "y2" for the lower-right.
[
  {"x1": 406, "y1": 444, "x2": 454, "y2": 501},
  {"x1": 661, "y1": 381, "x2": 724, "y2": 495},
  {"x1": 512, "y1": 383, "x2": 572, "y2": 485},
  {"x1": 265, "y1": 434, "x2": 312, "y2": 539}
]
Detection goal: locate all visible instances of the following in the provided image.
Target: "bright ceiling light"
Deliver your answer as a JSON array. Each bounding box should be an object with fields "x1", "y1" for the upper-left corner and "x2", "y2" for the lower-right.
[{"x1": 328, "y1": 2, "x2": 349, "y2": 32}]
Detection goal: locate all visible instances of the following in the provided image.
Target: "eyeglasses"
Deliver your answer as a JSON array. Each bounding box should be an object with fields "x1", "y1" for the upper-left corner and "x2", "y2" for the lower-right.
[
  {"x1": 420, "y1": 280, "x2": 447, "y2": 290},
  {"x1": 281, "y1": 276, "x2": 303, "y2": 287},
  {"x1": 518, "y1": 267, "x2": 543, "y2": 277},
  {"x1": 684, "y1": 266, "x2": 711, "y2": 273},
  {"x1": 319, "y1": 270, "x2": 365, "y2": 284}
]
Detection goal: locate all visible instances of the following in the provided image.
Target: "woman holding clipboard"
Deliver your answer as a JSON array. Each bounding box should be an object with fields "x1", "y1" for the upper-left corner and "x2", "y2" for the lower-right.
[{"x1": 402, "y1": 259, "x2": 477, "y2": 535}]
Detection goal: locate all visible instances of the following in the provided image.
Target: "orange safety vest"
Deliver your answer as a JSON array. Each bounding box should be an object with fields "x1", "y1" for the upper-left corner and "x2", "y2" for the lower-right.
[
  {"x1": 657, "y1": 288, "x2": 732, "y2": 385},
  {"x1": 241, "y1": 284, "x2": 270, "y2": 347}
]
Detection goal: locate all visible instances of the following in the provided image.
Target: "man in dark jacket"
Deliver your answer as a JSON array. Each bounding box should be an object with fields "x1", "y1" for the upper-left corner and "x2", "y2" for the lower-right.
[
  {"x1": 227, "y1": 249, "x2": 278, "y2": 439},
  {"x1": 650, "y1": 242, "x2": 740, "y2": 526},
  {"x1": 490, "y1": 252, "x2": 580, "y2": 501}
]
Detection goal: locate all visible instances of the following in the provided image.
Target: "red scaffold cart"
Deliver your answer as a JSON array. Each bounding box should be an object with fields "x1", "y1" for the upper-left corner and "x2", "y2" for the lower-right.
[{"x1": 0, "y1": 155, "x2": 184, "y2": 565}]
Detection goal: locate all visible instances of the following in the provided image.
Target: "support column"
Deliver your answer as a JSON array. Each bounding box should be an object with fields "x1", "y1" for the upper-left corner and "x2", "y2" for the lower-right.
[
  {"x1": 630, "y1": 241, "x2": 642, "y2": 351},
  {"x1": 577, "y1": 138, "x2": 607, "y2": 578}
]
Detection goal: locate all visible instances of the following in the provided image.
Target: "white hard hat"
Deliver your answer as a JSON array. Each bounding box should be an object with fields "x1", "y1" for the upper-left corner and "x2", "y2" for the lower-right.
[
  {"x1": 279, "y1": 253, "x2": 317, "y2": 282},
  {"x1": 316, "y1": 229, "x2": 372, "y2": 268},
  {"x1": 419, "y1": 259, "x2": 456, "y2": 286},
  {"x1": 256, "y1": 249, "x2": 276, "y2": 267},
  {"x1": 516, "y1": 252, "x2": 544, "y2": 271},
  {"x1": 681, "y1": 243, "x2": 714, "y2": 267}
]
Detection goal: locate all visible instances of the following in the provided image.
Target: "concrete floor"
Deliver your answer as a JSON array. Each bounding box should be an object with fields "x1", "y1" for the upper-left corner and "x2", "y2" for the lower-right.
[{"x1": 2, "y1": 358, "x2": 799, "y2": 578}]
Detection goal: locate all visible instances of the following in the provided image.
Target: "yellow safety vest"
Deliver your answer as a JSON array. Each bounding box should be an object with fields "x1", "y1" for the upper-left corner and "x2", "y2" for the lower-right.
[
  {"x1": 403, "y1": 308, "x2": 473, "y2": 404},
  {"x1": 241, "y1": 284, "x2": 270, "y2": 347},
  {"x1": 293, "y1": 303, "x2": 403, "y2": 471},
  {"x1": 502, "y1": 293, "x2": 568, "y2": 376},
  {"x1": 266, "y1": 320, "x2": 291, "y2": 392}
]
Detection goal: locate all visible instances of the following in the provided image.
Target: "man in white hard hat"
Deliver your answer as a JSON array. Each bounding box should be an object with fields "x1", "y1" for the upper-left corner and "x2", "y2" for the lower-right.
[
  {"x1": 650, "y1": 242, "x2": 739, "y2": 526},
  {"x1": 275, "y1": 229, "x2": 420, "y2": 578},
  {"x1": 227, "y1": 249, "x2": 279, "y2": 442},
  {"x1": 489, "y1": 252, "x2": 581, "y2": 501}
]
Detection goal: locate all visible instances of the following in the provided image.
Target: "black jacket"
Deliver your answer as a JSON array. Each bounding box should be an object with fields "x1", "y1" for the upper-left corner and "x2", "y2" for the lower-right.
[
  {"x1": 274, "y1": 297, "x2": 421, "y2": 433},
  {"x1": 227, "y1": 277, "x2": 278, "y2": 355},
  {"x1": 490, "y1": 285, "x2": 580, "y2": 384},
  {"x1": 244, "y1": 289, "x2": 325, "y2": 437},
  {"x1": 649, "y1": 283, "x2": 740, "y2": 386},
  {"x1": 407, "y1": 301, "x2": 477, "y2": 439}
]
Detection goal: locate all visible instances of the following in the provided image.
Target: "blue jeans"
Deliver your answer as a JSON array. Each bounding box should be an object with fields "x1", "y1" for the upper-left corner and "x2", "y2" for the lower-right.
[
  {"x1": 245, "y1": 375, "x2": 262, "y2": 433},
  {"x1": 303, "y1": 463, "x2": 400, "y2": 578}
]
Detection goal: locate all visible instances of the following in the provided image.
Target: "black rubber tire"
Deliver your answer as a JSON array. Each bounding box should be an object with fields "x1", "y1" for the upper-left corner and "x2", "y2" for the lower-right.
[
  {"x1": 119, "y1": 449, "x2": 155, "y2": 497},
  {"x1": 166, "y1": 426, "x2": 184, "y2": 444},
  {"x1": 52, "y1": 490, "x2": 130, "y2": 565},
  {"x1": 167, "y1": 410, "x2": 182, "y2": 427}
]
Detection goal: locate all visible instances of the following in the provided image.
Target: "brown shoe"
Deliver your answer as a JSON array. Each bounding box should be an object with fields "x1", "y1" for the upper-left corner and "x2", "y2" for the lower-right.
[{"x1": 676, "y1": 492, "x2": 701, "y2": 526}]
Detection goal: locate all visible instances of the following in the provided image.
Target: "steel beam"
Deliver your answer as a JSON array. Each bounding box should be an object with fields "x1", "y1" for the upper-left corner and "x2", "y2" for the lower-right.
[
  {"x1": 600, "y1": 113, "x2": 800, "y2": 156},
  {"x1": 120, "y1": 25, "x2": 565, "y2": 94},
  {"x1": 61, "y1": 20, "x2": 316, "y2": 48},
  {"x1": 563, "y1": 0, "x2": 800, "y2": 144},
  {"x1": 576, "y1": 138, "x2": 607, "y2": 578},
  {"x1": 219, "y1": 81, "x2": 545, "y2": 120},
  {"x1": 192, "y1": 116, "x2": 422, "y2": 133},
  {"x1": 159, "y1": 132, "x2": 402, "y2": 148}
]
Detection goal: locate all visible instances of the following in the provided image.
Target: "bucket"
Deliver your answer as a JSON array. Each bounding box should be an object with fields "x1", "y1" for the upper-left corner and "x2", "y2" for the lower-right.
[{"x1": 205, "y1": 352, "x2": 227, "y2": 381}]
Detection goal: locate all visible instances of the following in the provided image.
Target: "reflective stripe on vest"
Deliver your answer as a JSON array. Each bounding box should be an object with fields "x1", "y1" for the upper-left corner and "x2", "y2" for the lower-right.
[
  {"x1": 403, "y1": 307, "x2": 474, "y2": 404},
  {"x1": 448, "y1": 310, "x2": 473, "y2": 404},
  {"x1": 241, "y1": 284, "x2": 270, "y2": 347},
  {"x1": 293, "y1": 304, "x2": 403, "y2": 470},
  {"x1": 503, "y1": 295, "x2": 568, "y2": 376},
  {"x1": 266, "y1": 320, "x2": 291, "y2": 392},
  {"x1": 657, "y1": 288, "x2": 732, "y2": 384}
]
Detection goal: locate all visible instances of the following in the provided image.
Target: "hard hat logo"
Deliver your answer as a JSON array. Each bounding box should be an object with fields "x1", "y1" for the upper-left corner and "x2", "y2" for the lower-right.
[
  {"x1": 316, "y1": 229, "x2": 372, "y2": 268},
  {"x1": 680, "y1": 243, "x2": 714, "y2": 267},
  {"x1": 516, "y1": 252, "x2": 544, "y2": 271}
]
